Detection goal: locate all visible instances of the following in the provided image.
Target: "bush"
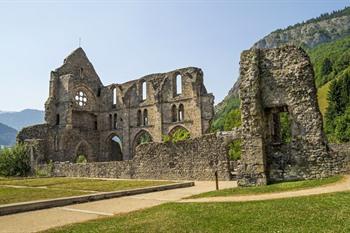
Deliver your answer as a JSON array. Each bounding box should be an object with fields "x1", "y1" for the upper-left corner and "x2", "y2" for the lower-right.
[
  {"x1": 228, "y1": 140, "x2": 241, "y2": 161},
  {"x1": 75, "y1": 155, "x2": 87, "y2": 164},
  {"x1": 171, "y1": 128, "x2": 191, "y2": 143},
  {"x1": 0, "y1": 143, "x2": 31, "y2": 177},
  {"x1": 162, "y1": 128, "x2": 191, "y2": 143}
]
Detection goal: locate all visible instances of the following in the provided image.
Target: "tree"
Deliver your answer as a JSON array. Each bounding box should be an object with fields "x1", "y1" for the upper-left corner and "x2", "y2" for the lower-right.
[
  {"x1": 223, "y1": 109, "x2": 241, "y2": 131},
  {"x1": 321, "y1": 58, "x2": 332, "y2": 76}
]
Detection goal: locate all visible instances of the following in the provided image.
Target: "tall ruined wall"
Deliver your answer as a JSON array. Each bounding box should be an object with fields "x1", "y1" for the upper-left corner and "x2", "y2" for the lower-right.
[
  {"x1": 238, "y1": 46, "x2": 346, "y2": 186},
  {"x1": 46, "y1": 133, "x2": 234, "y2": 181}
]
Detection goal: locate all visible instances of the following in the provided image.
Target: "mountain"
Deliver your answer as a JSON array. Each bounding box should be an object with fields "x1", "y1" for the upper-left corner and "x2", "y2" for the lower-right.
[
  {"x1": 0, "y1": 123, "x2": 17, "y2": 146},
  {"x1": 213, "y1": 6, "x2": 350, "y2": 132},
  {"x1": 253, "y1": 7, "x2": 350, "y2": 49},
  {"x1": 0, "y1": 109, "x2": 44, "y2": 131}
]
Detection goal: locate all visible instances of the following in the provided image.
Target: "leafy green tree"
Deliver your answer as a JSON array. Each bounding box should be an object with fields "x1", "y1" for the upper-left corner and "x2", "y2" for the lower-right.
[
  {"x1": 223, "y1": 109, "x2": 241, "y2": 131},
  {"x1": 321, "y1": 58, "x2": 332, "y2": 76},
  {"x1": 334, "y1": 107, "x2": 350, "y2": 142},
  {"x1": 0, "y1": 143, "x2": 31, "y2": 177},
  {"x1": 228, "y1": 140, "x2": 241, "y2": 161}
]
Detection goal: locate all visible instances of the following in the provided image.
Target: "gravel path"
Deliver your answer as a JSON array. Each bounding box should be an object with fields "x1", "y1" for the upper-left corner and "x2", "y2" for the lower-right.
[{"x1": 180, "y1": 175, "x2": 350, "y2": 203}]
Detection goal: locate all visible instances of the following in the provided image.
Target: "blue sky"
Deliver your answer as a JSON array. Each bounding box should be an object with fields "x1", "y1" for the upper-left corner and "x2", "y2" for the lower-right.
[{"x1": 0, "y1": 0, "x2": 348, "y2": 111}]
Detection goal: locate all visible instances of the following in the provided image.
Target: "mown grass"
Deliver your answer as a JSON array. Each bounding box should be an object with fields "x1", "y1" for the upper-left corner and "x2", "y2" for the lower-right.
[
  {"x1": 0, "y1": 177, "x2": 171, "y2": 192},
  {"x1": 188, "y1": 175, "x2": 343, "y2": 199},
  {"x1": 0, "y1": 187, "x2": 86, "y2": 205},
  {"x1": 0, "y1": 177, "x2": 171, "y2": 205},
  {"x1": 44, "y1": 191, "x2": 350, "y2": 233}
]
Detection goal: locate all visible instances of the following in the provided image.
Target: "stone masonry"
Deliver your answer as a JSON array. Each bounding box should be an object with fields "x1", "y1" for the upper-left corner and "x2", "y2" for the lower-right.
[
  {"x1": 40, "y1": 132, "x2": 236, "y2": 181},
  {"x1": 238, "y1": 45, "x2": 346, "y2": 186},
  {"x1": 17, "y1": 48, "x2": 214, "y2": 162}
]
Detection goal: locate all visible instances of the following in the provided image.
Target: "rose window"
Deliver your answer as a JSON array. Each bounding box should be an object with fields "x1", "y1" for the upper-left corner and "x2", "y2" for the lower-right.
[{"x1": 75, "y1": 91, "x2": 88, "y2": 107}]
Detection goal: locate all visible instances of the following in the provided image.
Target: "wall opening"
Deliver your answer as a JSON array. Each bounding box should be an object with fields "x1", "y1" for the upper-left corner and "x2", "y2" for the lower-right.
[
  {"x1": 142, "y1": 81, "x2": 147, "y2": 100},
  {"x1": 132, "y1": 130, "x2": 153, "y2": 156},
  {"x1": 178, "y1": 104, "x2": 184, "y2": 121},
  {"x1": 56, "y1": 114, "x2": 60, "y2": 125},
  {"x1": 267, "y1": 106, "x2": 291, "y2": 144},
  {"x1": 143, "y1": 109, "x2": 148, "y2": 126},
  {"x1": 113, "y1": 113, "x2": 117, "y2": 129},
  {"x1": 176, "y1": 74, "x2": 182, "y2": 95},
  {"x1": 75, "y1": 141, "x2": 91, "y2": 163},
  {"x1": 171, "y1": 105, "x2": 177, "y2": 122},
  {"x1": 110, "y1": 135, "x2": 123, "y2": 161},
  {"x1": 109, "y1": 114, "x2": 112, "y2": 130},
  {"x1": 112, "y1": 87, "x2": 117, "y2": 107},
  {"x1": 94, "y1": 121, "x2": 98, "y2": 130},
  {"x1": 137, "y1": 110, "x2": 142, "y2": 126}
]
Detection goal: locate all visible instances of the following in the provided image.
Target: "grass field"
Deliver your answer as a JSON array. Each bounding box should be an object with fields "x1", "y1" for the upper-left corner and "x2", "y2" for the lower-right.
[
  {"x1": 0, "y1": 177, "x2": 171, "y2": 205},
  {"x1": 317, "y1": 81, "x2": 331, "y2": 115},
  {"x1": 45, "y1": 191, "x2": 350, "y2": 233},
  {"x1": 188, "y1": 176, "x2": 342, "y2": 199}
]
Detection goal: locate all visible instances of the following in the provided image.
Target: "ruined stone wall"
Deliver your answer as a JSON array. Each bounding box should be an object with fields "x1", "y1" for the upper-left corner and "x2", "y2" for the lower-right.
[
  {"x1": 238, "y1": 46, "x2": 346, "y2": 186},
  {"x1": 44, "y1": 133, "x2": 233, "y2": 181},
  {"x1": 18, "y1": 48, "x2": 214, "y2": 164}
]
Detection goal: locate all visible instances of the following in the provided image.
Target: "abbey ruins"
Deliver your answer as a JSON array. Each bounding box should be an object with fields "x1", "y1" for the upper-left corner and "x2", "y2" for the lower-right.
[{"x1": 18, "y1": 46, "x2": 349, "y2": 186}]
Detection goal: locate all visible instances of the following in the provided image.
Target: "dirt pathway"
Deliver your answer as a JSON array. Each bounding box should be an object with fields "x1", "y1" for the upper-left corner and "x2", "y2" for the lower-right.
[{"x1": 180, "y1": 175, "x2": 350, "y2": 203}]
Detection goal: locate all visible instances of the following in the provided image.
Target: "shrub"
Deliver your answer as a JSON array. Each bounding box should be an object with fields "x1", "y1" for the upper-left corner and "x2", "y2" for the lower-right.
[
  {"x1": 0, "y1": 143, "x2": 31, "y2": 177},
  {"x1": 228, "y1": 140, "x2": 241, "y2": 161},
  {"x1": 162, "y1": 128, "x2": 191, "y2": 144},
  {"x1": 171, "y1": 128, "x2": 191, "y2": 143},
  {"x1": 75, "y1": 155, "x2": 87, "y2": 164}
]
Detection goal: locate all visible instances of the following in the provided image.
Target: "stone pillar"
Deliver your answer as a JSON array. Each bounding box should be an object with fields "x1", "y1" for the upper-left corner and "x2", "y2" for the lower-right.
[{"x1": 237, "y1": 49, "x2": 267, "y2": 186}]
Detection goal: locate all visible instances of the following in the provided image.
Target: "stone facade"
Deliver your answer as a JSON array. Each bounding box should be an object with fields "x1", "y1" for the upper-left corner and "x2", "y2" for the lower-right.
[
  {"x1": 17, "y1": 48, "x2": 214, "y2": 162},
  {"x1": 238, "y1": 45, "x2": 346, "y2": 186},
  {"x1": 41, "y1": 133, "x2": 234, "y2": 181}
]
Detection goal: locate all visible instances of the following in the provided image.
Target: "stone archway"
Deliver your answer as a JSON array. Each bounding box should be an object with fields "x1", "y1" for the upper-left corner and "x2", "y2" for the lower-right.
[
  {"x1": 106, "y1": 134, "x2": 123, "y2": 161},
  {"x1": 74, "y1": 140, "x2": 93, "y2": 162},
  {"x1": 132, "y1": 130, "x2": 153, "y2": 157},
  {"x1": 168, "y1": 125, "x2": 190, "y2": 138}
]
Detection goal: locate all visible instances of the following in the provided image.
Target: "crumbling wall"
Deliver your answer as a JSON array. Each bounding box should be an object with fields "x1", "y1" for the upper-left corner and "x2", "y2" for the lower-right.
[
  {"x1": 238, "y1": 46, "x2": 346, "y2": 186},
  {"x1": 43, "y1": 133, "x2": 235, "y2": 181}
]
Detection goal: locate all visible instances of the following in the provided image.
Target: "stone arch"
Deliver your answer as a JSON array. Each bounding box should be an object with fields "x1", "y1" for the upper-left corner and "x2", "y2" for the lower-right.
[
  {"x1": 74, "y1": 140, "x2": 93, "y2": 162},
  {"x1": 168, "y1": 125, "x2": 190, "y2": 138},
  {"x1": 132, "y1": 130, "x2": 153, "y2": 156},
  {"x1": 106, "y1": 133, "x2": 123, "y2": 161}
]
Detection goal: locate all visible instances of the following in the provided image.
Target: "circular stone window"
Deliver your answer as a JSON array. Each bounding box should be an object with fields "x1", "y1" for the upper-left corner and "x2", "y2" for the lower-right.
[{"x1": 75, "y1": 91, "x2": 88, "y2": 107}]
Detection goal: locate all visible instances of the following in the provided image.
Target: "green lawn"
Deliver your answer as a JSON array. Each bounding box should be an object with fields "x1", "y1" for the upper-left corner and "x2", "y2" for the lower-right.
[
  {"x1": 188, "y1": 176, "x2": 343, "y2": 199},
  {"x1": 0, "y1": 177, "x2": 171, "y2": 205},
  {"x1": 0, "y1": 187, "x2": 86, "y2": 205},
  {"x1": 44, "y1": 191, "x2": 350, "y2": 233}
]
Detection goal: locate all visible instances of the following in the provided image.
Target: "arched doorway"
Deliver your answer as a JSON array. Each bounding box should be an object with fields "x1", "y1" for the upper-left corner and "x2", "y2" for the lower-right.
[
  {"x1": 75, "y1": 140, "x2": 92, "y2": 163},
  {"x1": 168, "y1": 125, "x2": 190, "y2": 143},
  {"x1": 108, "y1": 134, "x2": 123, "y2": 161},
  {"x1": 132, "y1": 130, "x2": 153, "y2": 157}
]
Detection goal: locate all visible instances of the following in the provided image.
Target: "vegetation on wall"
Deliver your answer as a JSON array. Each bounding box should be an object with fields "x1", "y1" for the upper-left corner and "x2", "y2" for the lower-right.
[
  {"x1": 162, "y1": 128, "x2": 191, "y2": 143},
  {"x1": 75, "y1": 155, "x2": 87, "y2": 164},
  {"x1": 0, "y1": 143, "x2": 31, "y2": 177}
]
